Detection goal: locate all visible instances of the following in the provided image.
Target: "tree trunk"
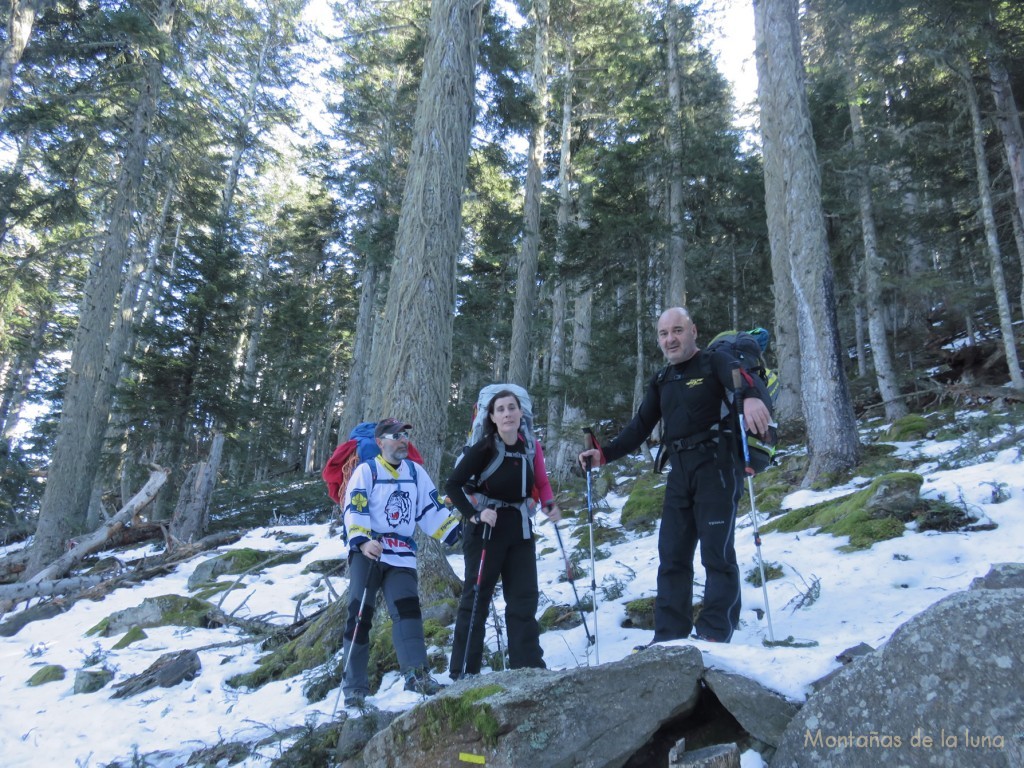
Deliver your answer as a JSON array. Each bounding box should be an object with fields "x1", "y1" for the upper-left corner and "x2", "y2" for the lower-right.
[
  {"x1": 0, "y1": 0, "x2": 51, "y2": 116},
  {"x1": 546, "y1": 51, "x2": 575, "y2": 479},
  {"x1": 664, "y1": 0, "x2": 687, "y2": 307},
  {"x1": 508, "y1": 0, "x2": 550, "y2": 388},
  {"x1": 987, "y1": 53, "x2": 1024, "y2": 325},
  {"x1": 754, "y1": 0, "x2": 859, "y2": 485},
  {"x1": 26, "y1": 0, "x2": 176, "y2": 577},
  {"x1": 962, "y1": 63, "x2": 1024, "y2": 390},
  {"x1": 844, "y1": 59, "x2": 906, "y2": 419},
  {"x1": 555, "y1": 285, "x2": 592, "y2": 476},
  {"x1": 340, "y1": 258, "x2": 379, "y2": 439},
  {"x1": 752, "y1": 0, "x2": 801, "y2": 429},
  {"x1": 364, "y1": 0, "x2": 483, "y2": 478},
  {"x1": 170, "y1": 432, "x2": 224, "y2": 544}
]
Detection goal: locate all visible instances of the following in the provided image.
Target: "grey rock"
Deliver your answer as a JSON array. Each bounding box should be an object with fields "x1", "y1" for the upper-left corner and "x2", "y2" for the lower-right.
[
  {"x1": 363, "y1": 644, "x2": 704, "y2": 768},
  {"x1": 704, "y1": 667, "x2": 799, "y2": 748},
  {"x1": 969, "y1": 562, "x2": 1024, "y2": 591},
  {"x1": 773, "y1": 588, "x2": 1024, "y2": 767},
  {"x1": 74, "y1": 667, "x2": 114, "y2": 694}
]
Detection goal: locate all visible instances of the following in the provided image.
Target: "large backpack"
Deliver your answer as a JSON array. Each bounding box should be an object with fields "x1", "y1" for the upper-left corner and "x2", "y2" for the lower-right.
[
  {"x1": 458, "y1": 383, "x2": 537, "y2": 491},
  {"x1": 705, "y1": 327, "x2": 779, "y2": 473},
  {"x1": 322, "y1": 421, "x2": 424, "y2": 504}
]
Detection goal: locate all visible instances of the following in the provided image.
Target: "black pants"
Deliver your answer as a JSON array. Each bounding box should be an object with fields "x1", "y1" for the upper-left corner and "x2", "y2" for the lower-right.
[
  {"x1": 449, "y1": 507, "x2": 545, "y2": 676},
  {"x1": 655, "y1": 444, "x2": 742, "y2": 642}
]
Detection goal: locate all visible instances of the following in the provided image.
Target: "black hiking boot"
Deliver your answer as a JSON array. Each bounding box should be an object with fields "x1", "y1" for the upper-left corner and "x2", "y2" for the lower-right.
[{"x1": 404, "y1": 670, "x2": 444, "y2": 696}]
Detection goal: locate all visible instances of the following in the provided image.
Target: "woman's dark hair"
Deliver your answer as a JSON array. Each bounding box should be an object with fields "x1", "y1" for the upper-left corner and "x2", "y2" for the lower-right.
[{"x1": 482, "y1": 389, "x2": 522, "y2": 438}]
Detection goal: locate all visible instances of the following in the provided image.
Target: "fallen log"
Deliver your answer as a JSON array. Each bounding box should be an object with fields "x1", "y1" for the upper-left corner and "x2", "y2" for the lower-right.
[{"x1": 27, "y1": 466, "x2": 168, "y2": 584}]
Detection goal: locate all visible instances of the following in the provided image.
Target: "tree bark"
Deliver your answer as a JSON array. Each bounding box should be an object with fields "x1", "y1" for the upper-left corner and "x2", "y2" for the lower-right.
[
  {"x1": 843, "y1": 54, "x2": 906, "y2": 419},
  {"x1": 754, "y1": 0, "x2": 860, "y2": 484},
  {"x1": 170, "y1": 432, "x2": 224, "y2": 544},
  {"x1": 752, "y1": 0, "x2": 801, "y2": 428},
  {"x1": 664, "y1": 0, "x2": 687, "y2": 307},
  {"x1": 508, "y1": 0, "x2": 550, "y2": 388},
  {"x1": 0, "y1": 0, "x2": 51, "y2": 116},
  {"x1": 365, "y1": 0, "x2": 484, "y2": 480},
  {"x1": 546, "y1": 50, "x2": 575, "y2": 480},
  {"x1": 26, "y1": 0, "x2": 177, "y2": 576},
  {"x1": 961, "y1": 62, "x2": 1024, "y2": 390}
]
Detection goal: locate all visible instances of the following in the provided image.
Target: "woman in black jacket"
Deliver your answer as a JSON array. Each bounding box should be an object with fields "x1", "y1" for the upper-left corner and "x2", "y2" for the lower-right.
[{"x1": 445, "y1": 389, "x2": 561, "y2": 678}]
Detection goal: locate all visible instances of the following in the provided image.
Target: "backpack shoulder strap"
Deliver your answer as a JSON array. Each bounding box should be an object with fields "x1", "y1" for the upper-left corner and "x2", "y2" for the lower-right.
[{"x1": 477, "y1": 435, "x2": 506, "y2": 486}]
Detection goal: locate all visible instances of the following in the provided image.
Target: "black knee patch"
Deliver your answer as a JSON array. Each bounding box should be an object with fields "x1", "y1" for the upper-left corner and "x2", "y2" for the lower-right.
[
  {"x1": 395, "y1": 596, "x2": 422, "y2": 620},
  {"x1": 346, "y1": 603, "x2": 375, "y2": 643}
]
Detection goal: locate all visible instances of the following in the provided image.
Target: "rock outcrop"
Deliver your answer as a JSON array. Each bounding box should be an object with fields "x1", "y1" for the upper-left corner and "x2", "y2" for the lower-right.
[{"x1": 773, "y1": 566, "x2": 1024, "y2": 767}]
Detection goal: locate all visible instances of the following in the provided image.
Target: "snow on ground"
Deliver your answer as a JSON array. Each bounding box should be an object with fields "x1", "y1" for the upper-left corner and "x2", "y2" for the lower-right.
[{"x1": 0, "y1": 419, "x2": 1021, "y2": 767}]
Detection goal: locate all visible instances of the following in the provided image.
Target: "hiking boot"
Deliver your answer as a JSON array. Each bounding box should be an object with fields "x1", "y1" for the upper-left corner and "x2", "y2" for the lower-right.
[
  {"x1": 344, "y1": 689, "x2": 369, "y2": 708},
  {"x1": 404, "y1": 670, "x2": 444, "y2": 696}
]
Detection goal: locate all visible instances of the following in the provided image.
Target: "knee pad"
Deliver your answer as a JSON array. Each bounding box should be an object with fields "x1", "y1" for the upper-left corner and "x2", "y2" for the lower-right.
[
  {"x1": 345, "y1": 603, "x2": 375, "y2": 643},
  {"x1": 394, "y1": 596, "x2": 422, "y2": 621}
]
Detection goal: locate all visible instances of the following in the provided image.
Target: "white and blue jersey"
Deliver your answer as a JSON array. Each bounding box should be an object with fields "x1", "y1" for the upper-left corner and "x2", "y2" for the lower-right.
[{"x1": 342, "y1": 455, "x2": 460, "y2": 567}]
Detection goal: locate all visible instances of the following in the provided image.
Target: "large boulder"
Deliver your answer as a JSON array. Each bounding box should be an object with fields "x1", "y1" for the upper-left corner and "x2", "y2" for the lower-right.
[
  {"x1": 773, "y1": 586, "x2": 1024, "y2": 767},
  {"x1": 360, "y1": 645, "x2": 704, "y2": 768}
]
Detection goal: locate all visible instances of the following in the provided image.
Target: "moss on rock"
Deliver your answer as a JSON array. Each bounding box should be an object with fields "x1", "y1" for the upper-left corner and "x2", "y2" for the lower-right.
[
  {"x1": 620, "y1": 474, "x2": 665, "y2": 531},
  {"x1": 623, "y1": 596, "x2": 655, "y2": 630},
  {"x1": 27, "y1": 664, "x2": 66, "y2": 686},
  {"x1": 763, "y1": 472, "x2": 924, "y2": 550},
  {"x1": 112, "y1": 626, "x2": 148, "y2": 650},
  {"x1": 420, "y1": 684, "x2": 504, "y2": 749}
]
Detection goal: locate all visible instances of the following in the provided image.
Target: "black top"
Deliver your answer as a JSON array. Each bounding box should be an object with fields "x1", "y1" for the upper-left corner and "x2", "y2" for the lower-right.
[
  {"x1": 445, "y1": 435, "x2": 534, "y2": 519},
  {"x1": 601, "y1": 348, "x2": 763, "y2": 462}
]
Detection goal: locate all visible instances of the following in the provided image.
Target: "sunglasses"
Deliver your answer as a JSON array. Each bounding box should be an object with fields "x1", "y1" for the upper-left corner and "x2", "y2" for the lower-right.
[{"x1": 380, "y1": 431, "x2": 410, "y2": 441}]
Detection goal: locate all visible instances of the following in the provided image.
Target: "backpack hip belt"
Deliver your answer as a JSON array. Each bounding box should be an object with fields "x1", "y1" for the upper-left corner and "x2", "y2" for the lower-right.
[
  {"x1": 466, "y1": 491, "x2": 536, "y2": 539},
  {"x1": 669, "y1": 426, "x2": 719, "y2": 453}
]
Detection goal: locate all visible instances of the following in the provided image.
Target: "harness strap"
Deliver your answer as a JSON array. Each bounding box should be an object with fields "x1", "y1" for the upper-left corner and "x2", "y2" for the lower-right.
[{"x1": 465, "y1": 491, "x2": 536, "y2": 539}]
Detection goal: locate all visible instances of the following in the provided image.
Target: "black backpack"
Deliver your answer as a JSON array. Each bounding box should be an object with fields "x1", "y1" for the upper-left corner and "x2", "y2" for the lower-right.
[{"x1": 706, "y1": 327, "x2": 779, "y2": 473}]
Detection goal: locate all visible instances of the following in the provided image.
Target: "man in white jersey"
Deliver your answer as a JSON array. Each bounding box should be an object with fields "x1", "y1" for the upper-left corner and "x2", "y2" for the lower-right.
[{"x1": 340, "y1": 418, "x2": 460, "y2": 707}]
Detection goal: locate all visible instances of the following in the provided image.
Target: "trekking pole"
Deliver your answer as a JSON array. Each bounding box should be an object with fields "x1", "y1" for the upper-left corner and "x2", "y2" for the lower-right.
[
  {"x1": 582, "y1": 427, "x2": 600, "y2": 664},
  {"x1": 732, "y1": 371, "x2": 776, "y2": 643},
  {"x1": 461, "y1": 523, "x2": 492, "y2": 677},
  {"x1": 331, "y1": 552, "x2": 380, "y2": 717},
  {"x1": 552, "y1": 521, "x2": 595, "y2": 654}
]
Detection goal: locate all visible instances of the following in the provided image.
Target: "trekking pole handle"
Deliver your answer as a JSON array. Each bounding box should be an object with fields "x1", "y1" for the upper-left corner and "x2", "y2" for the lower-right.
[{"x1": 731, "y1": 367, "x2": 755, "y2": 476}]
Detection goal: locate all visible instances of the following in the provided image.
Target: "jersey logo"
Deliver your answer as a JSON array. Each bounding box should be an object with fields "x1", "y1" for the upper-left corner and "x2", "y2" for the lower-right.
[
  {"x1": 350, "y1": 490, "x2": 369, "y2": 512},
  {"x1": 384, "y1": 490, "x2": 412, "y2": 528},
  {"x1": 686, "y1": 378, "x2": 704, "y2": 388}
]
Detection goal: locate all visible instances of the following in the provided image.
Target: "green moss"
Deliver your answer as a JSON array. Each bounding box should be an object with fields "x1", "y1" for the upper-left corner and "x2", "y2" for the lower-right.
[
  {"x1": 85, "y1": 617, "x2": 110, "y2": 637},
  {"x1": 538, "y1": 604, "x2": 582, "y2": 633},
  {"x1": 229, "y1": 636, "x2": 334, "y2": 692},
  {"x1": 367, "y1": 618, "x2": 398, "y2": 690},
  {"x1": 191, "y1": 581, "x2": 243, "y2": 601},
  {"x1": 572, "y1": 521, "x2": 623, "y2": 555},
  {"x1": 423, "y1": 619, "x2": 452, "y2": 649},
  {"x1": 112, "y1": 626, "x2": 148, "y2": 650},
  {"x1": 884, "y1": 413, "x2": 931, "y2": 442},
  {"x1": 623, "y1": 597, "x2": 655, "y2": 631},
  {"x1": 620, "y1": 474, "x2": 665, "y2": 531},
  {"x1": 421, "y1": 685, "x2": 504, "y2": 749},
  {"x1": 763, "y1": 473, "x2": 923, "y2": 550},
  {"x1": 745, "y1": 562, "x2": 784, "y2": 587},
  {"x1": 27, "y1": 665, "x2": 66, "y2": 686},
  {"x1": 219, "y1": 546, "x2": 310, "y2": 574},
  {"x1": 155, "y1": 595, "x2": 218, "y2": 628}
]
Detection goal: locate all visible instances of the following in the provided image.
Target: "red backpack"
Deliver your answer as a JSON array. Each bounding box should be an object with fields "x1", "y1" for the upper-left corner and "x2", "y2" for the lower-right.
[{"x1": 322, "y1": 421, "x2": 424, "y2": 503}]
